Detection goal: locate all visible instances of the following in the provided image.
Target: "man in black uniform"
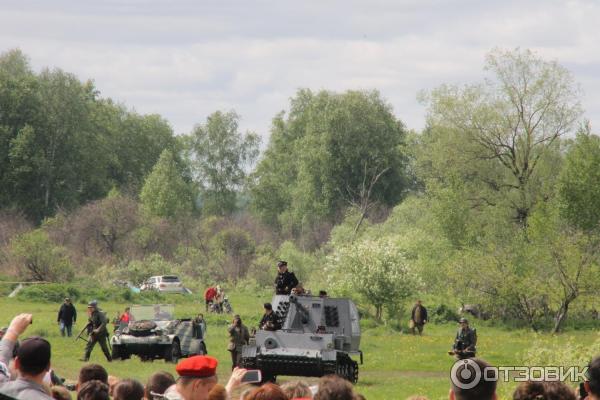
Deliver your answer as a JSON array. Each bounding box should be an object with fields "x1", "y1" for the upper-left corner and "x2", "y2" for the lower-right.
[
  {"x1": 57, "y1": 297, "x2": 77, "y2": 337},
  {"x1": 259, "y1": 303, "x2": 281, "y2": 331},
  {"x1": 81, "y1": 300, "x2": 112, "y2": 362},
  {"x1": 274, "y1": 260, "x2": 298, "y2": 295},
  {"x1": 450, "y1": 317, "x2": 476, "y2": 359}
]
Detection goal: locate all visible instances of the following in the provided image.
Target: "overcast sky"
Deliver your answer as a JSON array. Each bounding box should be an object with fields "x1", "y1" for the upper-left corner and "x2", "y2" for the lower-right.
[{"x1": 1, "y1": 0, "x2": 599, "y2": 141}]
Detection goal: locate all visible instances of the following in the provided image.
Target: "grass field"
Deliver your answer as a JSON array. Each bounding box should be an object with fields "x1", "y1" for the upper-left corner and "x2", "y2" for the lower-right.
[{"x1": 0, "y1": 292, "x2": 593, "y2": 400}]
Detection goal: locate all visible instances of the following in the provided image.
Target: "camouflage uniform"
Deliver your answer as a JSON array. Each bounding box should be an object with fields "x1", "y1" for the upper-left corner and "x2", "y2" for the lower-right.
[{"x1": 83, "y1": 308, "x2": 112, "y2": 362}]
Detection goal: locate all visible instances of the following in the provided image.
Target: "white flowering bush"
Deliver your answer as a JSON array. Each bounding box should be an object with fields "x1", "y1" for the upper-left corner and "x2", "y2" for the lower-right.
[
  {"x1": 326, "y1": 237, "x2": 421, "y2": 320},
  {"x1": 521, "y1": 332, "x2": 600, "y2": 367}
]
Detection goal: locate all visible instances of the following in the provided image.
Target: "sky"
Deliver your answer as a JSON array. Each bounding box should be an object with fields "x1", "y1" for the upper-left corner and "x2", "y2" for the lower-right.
[{"x1": 1, "y1": 0, "x2": 599, "y2": 141}]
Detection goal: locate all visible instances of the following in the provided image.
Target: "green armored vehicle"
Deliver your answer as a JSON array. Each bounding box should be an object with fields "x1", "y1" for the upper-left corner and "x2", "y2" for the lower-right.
[
  {"x1": 241, "y1": 294, "x2": 362, "y2": 383},
  {"x1": 111, "y1": 304, "x2": 206, "y2": 362}
]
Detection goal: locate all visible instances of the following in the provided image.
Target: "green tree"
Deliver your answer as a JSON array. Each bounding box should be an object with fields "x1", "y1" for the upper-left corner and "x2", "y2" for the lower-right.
[
  {"x1": 10, "y1": 229, "x2": 74, "y2": 282},
  {"x1": 252, "y1": 89, "x2": 408, "y2": 235},
  {"x1": 558, "y1": 126, "x2": 600, "y2": 231},
  {"x1": 140, "y1": 149, "x2": 192, "y2": 219},
  {"x1": 327, "y1": 238, "x2": 420, "y2": 320},
  {"x1": 421, "y1": 48, "x2": 582, "y2": 228},
  {"x1": 187, "y1": 111, "x2": 259, "y2": 215}
]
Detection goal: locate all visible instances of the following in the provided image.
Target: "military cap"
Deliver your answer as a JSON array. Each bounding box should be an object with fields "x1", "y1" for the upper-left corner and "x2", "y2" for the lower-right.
[
  {"x1": 176, "y1": 355, "x2": 218, "y2": 378},
  {"x1": 459, "y1": 317, "x2": 468, "y2": 323},
  {"x1": 277, "y1": 260, "x2": 287, "y2": 268},
  {"x1": 87, "y1": 300, "x2": 98, "y2": 308}
]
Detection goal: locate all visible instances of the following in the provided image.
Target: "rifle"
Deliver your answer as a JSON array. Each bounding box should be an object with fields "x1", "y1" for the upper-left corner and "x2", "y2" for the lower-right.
[{"x1": 75, "y1": 322, "x2": 92, "y2": 344}]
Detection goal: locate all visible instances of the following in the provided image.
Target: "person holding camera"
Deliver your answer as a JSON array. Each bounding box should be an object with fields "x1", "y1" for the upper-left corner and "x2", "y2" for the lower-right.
[{"x1": 227, "y1": 315, "x2": 249, "y2": 370}]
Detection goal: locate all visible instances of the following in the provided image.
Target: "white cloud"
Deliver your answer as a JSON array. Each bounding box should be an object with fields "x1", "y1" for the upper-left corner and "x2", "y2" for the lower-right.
[{"x1": 1, "y1": 0, "x2": 599, "y2": 138}]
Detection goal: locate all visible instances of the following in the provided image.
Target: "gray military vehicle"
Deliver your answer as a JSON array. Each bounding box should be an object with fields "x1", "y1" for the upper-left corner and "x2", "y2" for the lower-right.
[
  {"x1": 110, "y1": 304, "x2": 206, "y2": 362},
  {"x1": 241, "y1": 294, "x2": 362, "y2": 383}
]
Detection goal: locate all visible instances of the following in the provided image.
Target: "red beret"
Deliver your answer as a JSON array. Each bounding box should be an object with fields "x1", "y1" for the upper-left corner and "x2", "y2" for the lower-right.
[{"x1": 176, "y1": 355, "x2": 218, "y2": 378}]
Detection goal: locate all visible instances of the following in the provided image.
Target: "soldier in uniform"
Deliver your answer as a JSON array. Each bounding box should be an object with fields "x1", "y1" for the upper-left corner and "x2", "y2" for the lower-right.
[
  {"x1": 193, "y1": 313, "x2": 207, "y2": 339},
  {"x1": 450, "y1": 317, "x2": 476, "y2": 359},
  {"x1": 410, "y1": 300, "x2": 428, "y2": 336},
  {"x1": 227, "y1": 315, "x2": 249, "y2": 370},
  {"x1": 259, "y1": 303, "x2": 281, "y2": 331},
  {"x1": 81, "y1": 300, "x2": 112, "y2": 362},
  {"x1": 274, "y1": 260, "x2": 298, "y2": 295}
]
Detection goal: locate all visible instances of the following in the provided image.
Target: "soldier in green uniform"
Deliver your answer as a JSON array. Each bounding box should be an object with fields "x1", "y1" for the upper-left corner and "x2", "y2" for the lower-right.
[
  {"x1": 80, "y1": 300, "x2": 112, "y2": 362},
  {"x1": 450, "y1": 317, "x2": 477, "y2": 359}
]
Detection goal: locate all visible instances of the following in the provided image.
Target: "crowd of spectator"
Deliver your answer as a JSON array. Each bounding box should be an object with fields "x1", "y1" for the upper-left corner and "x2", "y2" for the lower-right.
[{"x1": 2, "y1": 313, "x2": 600, "y2": 400}]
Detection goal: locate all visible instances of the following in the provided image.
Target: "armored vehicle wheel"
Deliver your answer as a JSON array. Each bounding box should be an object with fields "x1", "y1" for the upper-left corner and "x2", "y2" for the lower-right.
[
  {"x1": 112, "y1": 344, "x2": 123, "y2": 360},
  {"x1": 111, "y1": 345, "x2": 129, "y2": 360},
  {"x1": 336, "y1": 354, "x2": 359, "y2": 383},
  {"x1": 164, "y1": 340, "x2": 181, "y2": 363}
]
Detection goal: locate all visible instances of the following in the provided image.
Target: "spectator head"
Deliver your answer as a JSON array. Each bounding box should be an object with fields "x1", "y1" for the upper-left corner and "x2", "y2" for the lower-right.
[
  {"x1": 246, "y1": 383, "x2": 287, "y2": 400},
  {"x1": 280, "y1": 380, "x2": 312, "y2": 399},
  {"x1": 176, "y1": 355, "x2": 219, "y2": 400},
  {"x1": 78, "y1": 364, "x2": 108, "y2": 389},
  {"x1": 77, "y1": 380, "x2": 109, "y2": 400},
  {"x1": 51, "y1": 386, "x2": 72, "y2": 400},
  {"x1": 15, "y1": 336, "x2": 51, "y2": 378},
  {"x1": 113, "y1": 378, "x2": 144, "y2": 400},
  {"x1": 585, "y1": 356, "x2": 600, "y2": 400},
  {"x1": 513, "y1": 381, "x2": 576, "y2": 400},
  {"x1": 146, "y1": 371, "x2": 176, "y2": 399},
  {"x1": 450, "y1": 358, "x2": 497, "y2": 400},
  {"x1": 208, "y1": 384, "x2": 227, "y2": 400},
  {"x1": 314, "y1": 375, "x2": 354, "y2": 400}
]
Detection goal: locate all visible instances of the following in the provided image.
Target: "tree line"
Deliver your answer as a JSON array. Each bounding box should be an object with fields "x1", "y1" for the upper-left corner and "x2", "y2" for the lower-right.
[{"x1": 1, "y1": 47, "x2": 599, "y2": 332}]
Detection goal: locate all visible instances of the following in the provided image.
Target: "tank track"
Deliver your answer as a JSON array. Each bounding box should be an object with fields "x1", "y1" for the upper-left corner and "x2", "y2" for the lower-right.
[{"x1": 241, "y1": 352, "x2": 358, "y2": 383}]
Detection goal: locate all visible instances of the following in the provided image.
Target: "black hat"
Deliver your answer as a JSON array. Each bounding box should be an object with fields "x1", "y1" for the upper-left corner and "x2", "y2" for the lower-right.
[
  {"x1": 277, "y1": 260, "x2": 287, "y2": 268},
  {"x1": 17, "y1": 336, "x2": 51, "y2": 375},
  {"x1": 87, "y1": 300, "x2": 98, "y2": 308},
  {"x1": 264, "y1": 303, "x2": 273, "y2": 310}
]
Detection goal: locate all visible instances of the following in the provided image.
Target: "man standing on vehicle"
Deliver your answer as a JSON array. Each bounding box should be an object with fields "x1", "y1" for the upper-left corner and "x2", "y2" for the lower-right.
[
  {"x1": 57, "y1": 297, "x2": 77, "y2": 337},
  {"x1": 274, "y1": 260, "x2": 298, "y2": 295},
  {"x1": 80, "y1": 301, "x2": 112, "y2": 362}
]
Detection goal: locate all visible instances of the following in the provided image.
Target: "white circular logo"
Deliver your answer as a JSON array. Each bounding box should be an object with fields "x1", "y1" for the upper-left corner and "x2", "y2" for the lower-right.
[{"x1": 450, "y1": 359, "x2": 482, "y2": 390}]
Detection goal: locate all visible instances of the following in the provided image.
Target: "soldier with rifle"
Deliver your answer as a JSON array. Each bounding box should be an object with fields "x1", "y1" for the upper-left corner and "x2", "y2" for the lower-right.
[
  {"x1": 78, "y1": 300, "x2": 112, "y2": 362},
  {"x1": 448, "y1": 317, "x2": 477, "y2": 359}
]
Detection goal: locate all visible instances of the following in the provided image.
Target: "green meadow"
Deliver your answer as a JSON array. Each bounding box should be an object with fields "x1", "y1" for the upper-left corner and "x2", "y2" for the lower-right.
[{"x1": 1, "y1": 292, "x2": 595, "y2": 400}]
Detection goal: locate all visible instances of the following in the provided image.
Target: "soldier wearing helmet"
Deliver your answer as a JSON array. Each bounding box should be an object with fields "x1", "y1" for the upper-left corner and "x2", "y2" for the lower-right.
[
  {"x1": 450, "y1": 317, "x2": 477, "y2": 359},
  {"x1": 80, "y1": 300, "x2": 111, "y2": 362}
]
